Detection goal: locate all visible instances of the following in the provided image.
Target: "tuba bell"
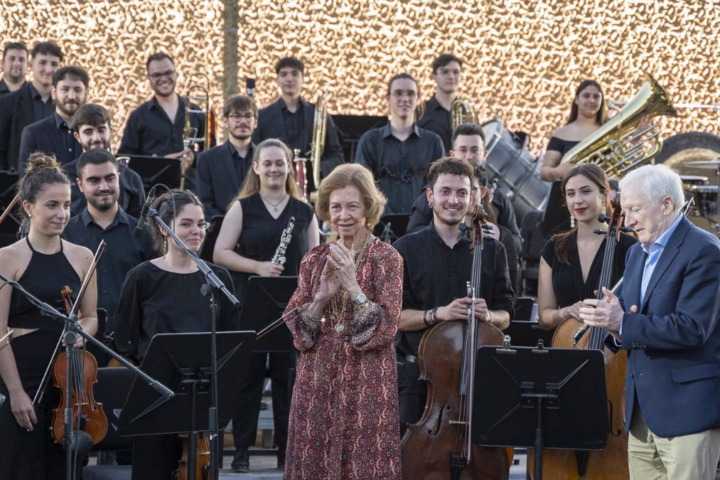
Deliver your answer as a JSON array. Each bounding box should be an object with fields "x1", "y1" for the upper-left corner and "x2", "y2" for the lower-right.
[
  {"x1": 451, "y1": 98, "x2": 478, "y2": 131},
  {"x1": 560, "y1": 72, "x2": 678, "y2": 178}
]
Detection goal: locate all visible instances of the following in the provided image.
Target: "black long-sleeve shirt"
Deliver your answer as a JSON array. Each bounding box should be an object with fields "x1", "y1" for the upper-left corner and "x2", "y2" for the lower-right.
[
  {"x1": 355, "y1": 124, "x2": 444, "y2": 215},
  {"x1": 417, "y1": 95, "x2": 452, "y2": 152},
  {"x1": 393, "y1": 224, "x2": 514, "y2": 357}
]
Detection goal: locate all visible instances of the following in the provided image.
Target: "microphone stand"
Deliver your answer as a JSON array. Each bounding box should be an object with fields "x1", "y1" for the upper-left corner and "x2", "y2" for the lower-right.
[
  {"x1": 146, "y1": 206, "x2": 239, "y2": 480},
  {"x1": 0, "y1": 273, "x2": 175, "y2": 480}
]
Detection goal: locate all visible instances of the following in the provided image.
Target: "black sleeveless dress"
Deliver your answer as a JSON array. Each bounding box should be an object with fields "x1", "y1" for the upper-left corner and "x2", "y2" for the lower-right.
[{"x1": 0, "y1": 238, "x2": 82, "y2": 480}]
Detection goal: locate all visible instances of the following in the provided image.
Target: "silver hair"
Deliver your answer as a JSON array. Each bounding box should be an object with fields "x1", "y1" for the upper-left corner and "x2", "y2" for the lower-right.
[{"x1": 618, "y1": 164, "x2": 684, "y2": 212}]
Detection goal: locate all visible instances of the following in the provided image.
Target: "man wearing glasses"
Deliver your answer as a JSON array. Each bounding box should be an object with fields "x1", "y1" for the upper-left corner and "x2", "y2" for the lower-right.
[
  {"x1": 196, "y1": 95, "x2": 257, "y2": 220},
  {"x1": 119, "y1": 52, "x2": 208, "y2": 191},
  {"x1": 355, "y1": 73, "x2": 445, "y2": 214}
]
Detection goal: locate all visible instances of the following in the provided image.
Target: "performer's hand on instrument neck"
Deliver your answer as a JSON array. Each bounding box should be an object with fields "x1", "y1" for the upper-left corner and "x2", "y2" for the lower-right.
[
  {"x1": 9, "y1": 389, "x2": 37, "y2": 431},
  {"x1": 166, "y1": 147, "x2": 195, "y2": 168},
  {"x1": 484, "y1": 222, "x2": 500, "y2": 241},
  {"x1": 256, "y1": 261, "x2": 284, "y2": 277},
  {"x1": 579, "y1": 287, "x2": 634, "y2": 339},
  {"x1": 437, "y1": 297, "x2": 488, "y2": 323}
]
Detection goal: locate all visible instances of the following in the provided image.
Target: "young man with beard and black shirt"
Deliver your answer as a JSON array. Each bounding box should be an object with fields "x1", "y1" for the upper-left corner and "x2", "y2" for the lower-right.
[
  {"x1": 0, "y1": 42, "x2": 28, "y2": 97},
  {"x1": 251, "y1": 57, "x2": 344, "y2": 193},
  {"x1": 406, "y1": 123, "x2": 522, "y2": 253},
  {"x1": 355, "y1": 73, "x2": 445, "y2": 214},
  {"x1": 18, "y1": 65, "x2": 87, "y2": 174},
  {"x1": 393, "y1": 157, "x2": 514, "y2": 436},
  {"x1": 416, "y1": 53, "x2": 463, "y2": 152},
  {"x1": 119, "y1": 52, "x2": 208, "y2": 191},
  {"x1": 0, "y1": 41, "x2": 62, "y2": 171},
  {"x1": 196, "y1": 94, "x2": 257, "y2": 220},
  {"x1": 63, "y1": 104, "x2": 146, "y2": 217},
  {"x1": 62, "y1": 149, "x2": 156, "y2": 336}
]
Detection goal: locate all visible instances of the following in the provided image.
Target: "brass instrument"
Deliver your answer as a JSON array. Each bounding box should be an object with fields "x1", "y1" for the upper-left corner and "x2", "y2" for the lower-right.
[
  {"x1": 451, "y1": 98, "x2": 478, "y2": 131},
  {"x1": 310, "y1": 92, "x2": 327, "y2": 190},
  {"x1": 560, "y1": 72, "x2": 678, "y2": 178},
  {"x1": 181, "y1": 73, "x2": 218, "y2": 190}
]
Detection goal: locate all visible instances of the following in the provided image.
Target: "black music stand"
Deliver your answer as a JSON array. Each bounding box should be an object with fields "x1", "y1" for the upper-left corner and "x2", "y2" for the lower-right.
[
  {"x1": 198, "y1": 215, "x2": 225, "y2": 263},
  {"x1": 473, "y1": 342, "x2": 608, "y2": 480},
  {"x1": 125, "y1": 155, "x2": 182, "y2": 191},
  {"x1": 373, "y1": 214, "x2": 410, "y2": 243},
  {"x1": 240, "y1": 276, "x2": 298, "y2": 352},
  {"x1": 118, "y1": 331, "x2": 255, "y2": 480}
]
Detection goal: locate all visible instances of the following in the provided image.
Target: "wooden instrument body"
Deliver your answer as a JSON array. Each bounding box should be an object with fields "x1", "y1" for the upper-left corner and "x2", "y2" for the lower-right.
[
  {"x1": 528, "y1": 317, "x2": 628, "y2": 479},
  {"x1": 51, "y1": 349, "x2": 108, "y2": 445},
  {"x1": 176, "y1": 433, "x2": 211, "y2": 480},
  {"x1": 400, "y1": 320, "x2": 510, "y2": 480}
]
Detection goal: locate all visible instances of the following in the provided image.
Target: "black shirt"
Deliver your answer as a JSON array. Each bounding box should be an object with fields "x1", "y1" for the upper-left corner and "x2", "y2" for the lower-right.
[
  {"x1": 118, "y1": 95, "x2": 207, "y2": 156},
  {"x1": 393, "y1": 224, "x2": 514, "y2": 357},
  {"x1": 53, "y1": 113, "x2": 82, "y2": 160},
  {"x1": 62, "y1": 159, "x2": 147, "y2": 218},
  {"x1": 547, "y1": 137, "x2": 580, "y2": 155},
  {"x1": 355, "y1": 124, "x2": 445, "y2": 215},
  {"x1": 0, "y1": 79, "x2": 22, "y2": 98},
  {"x1": 113, "y1": 261, "x2": 240, "y2": 361},
  {"x1": 229, "y1": 141, "x2": 253, "y2": 184},
  {"x1": 62, "y1": 208, "x2": 157, "y2": 332},
  {"x1": 28, "y1": 83, "x2": 54, "y2": 122},
  {"x1": 417, "y1": 95, "x2": 452, "y2": 152},
  {"x1": 279, "y1": 98, "x2": 304, "y2": 151}
]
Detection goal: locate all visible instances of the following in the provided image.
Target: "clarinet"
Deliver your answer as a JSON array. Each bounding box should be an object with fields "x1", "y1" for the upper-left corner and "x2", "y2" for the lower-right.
[{"x1": 272, "y1": 217, "x2": 296, "y2": 266}]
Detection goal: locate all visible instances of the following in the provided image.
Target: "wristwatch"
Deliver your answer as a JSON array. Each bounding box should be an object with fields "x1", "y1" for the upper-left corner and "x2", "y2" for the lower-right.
[{"x1": 352, "y1": 293, "x2": 368, "y2": 307}]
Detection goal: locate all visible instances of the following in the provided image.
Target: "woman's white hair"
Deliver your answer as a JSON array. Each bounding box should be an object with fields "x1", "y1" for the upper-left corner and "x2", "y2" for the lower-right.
[{"x1": 618, "y1": 164, "x2": 684, "y2": 212}]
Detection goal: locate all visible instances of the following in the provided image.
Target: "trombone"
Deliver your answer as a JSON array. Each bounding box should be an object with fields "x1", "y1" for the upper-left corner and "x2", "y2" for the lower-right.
[{"x1": 181, "y1": 73, "x2": 217, "y2": 190}]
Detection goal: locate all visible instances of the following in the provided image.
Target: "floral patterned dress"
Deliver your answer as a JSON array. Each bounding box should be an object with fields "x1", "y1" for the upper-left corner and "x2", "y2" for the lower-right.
[{"x1": 283, "y1": 236, "x2": 403, "y2": 480}]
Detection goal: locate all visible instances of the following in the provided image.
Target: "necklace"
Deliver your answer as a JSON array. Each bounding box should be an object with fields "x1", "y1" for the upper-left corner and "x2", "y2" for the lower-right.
[
  {"x1": 260, "y1": 194, "x2": 288, "y2": 212},
  {"x1": 328, "y1": 234, "x2": 372, "y2": 334}
]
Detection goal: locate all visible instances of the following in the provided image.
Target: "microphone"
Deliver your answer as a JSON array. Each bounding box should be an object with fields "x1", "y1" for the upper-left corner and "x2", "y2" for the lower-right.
[
  {"x1": 246, "y1": 78, "x2": 256, "y2": 98},
  {"x1": 134, "y1": 187, "x2": 156, "y2": 238}
]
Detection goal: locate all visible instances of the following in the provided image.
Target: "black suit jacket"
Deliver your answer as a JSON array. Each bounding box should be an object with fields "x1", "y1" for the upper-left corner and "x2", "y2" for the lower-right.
[
  {"x1": 0, "y1": 83, "x2": 36, "y2": 171},
  {"x1": 18, "y1": 115, "x2": 82, "y2": 176},
  {"x1": 196, "y1": 141, "x2": 253, "y2": 219},
  {"x1": 251, "y1": 98, "x2": 344, "y2": 183}
]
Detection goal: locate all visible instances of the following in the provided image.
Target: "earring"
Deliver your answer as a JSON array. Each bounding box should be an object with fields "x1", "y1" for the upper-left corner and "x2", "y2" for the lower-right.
[
  {"x1": 570, "y1": 215, "x2": 576, "y2": 229},
  {"x1": 163, "y1": 237, "x2": 168, "y2": 255},
  {"x1": 428, "y1": 201, "x2": 434, "y2": 209},
  {"x1": 27, "y1": 213, "x2": 32, "y2": 218}
]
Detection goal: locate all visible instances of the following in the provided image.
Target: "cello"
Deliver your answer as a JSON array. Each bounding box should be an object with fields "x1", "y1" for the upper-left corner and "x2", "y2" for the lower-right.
[
  {"x1": 400, "y1": 206, "x2": 510, "y2": 480},
  {"x1": 530, "y1": 194, "x2": 629, "y2": 479}
]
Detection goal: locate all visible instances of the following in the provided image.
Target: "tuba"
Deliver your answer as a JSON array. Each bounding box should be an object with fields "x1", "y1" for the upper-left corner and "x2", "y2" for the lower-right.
[
  {"x1": 310, "y1": 92, "x2": 327, "y2": 191},
  {"x1": 451, "y1": 98, "x2": 478, "y2": 131},
  {"x1": 560, "y1": 72, "x2": 678, "y2": 178}
]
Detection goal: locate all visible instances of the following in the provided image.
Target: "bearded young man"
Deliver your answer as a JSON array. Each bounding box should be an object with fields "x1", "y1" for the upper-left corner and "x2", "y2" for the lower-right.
[{"x1": 62, "y1": 149, "x2": 156, "y2": 334}]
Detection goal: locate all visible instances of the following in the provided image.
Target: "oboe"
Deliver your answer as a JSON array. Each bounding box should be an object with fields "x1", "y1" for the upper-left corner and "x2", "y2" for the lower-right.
[{"x1": 272, "y1": 217, "x2": 296, "y2": 266}]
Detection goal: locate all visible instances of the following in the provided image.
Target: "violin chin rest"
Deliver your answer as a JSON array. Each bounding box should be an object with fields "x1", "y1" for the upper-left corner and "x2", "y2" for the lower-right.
[{"x1": 64, "y1": 430, "x2": 93, "y2": 455}]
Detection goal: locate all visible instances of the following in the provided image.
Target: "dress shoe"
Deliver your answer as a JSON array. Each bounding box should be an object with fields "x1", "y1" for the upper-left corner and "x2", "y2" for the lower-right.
[{"x1": 231, "y1": 448, "x2": 249, "y2": 473}]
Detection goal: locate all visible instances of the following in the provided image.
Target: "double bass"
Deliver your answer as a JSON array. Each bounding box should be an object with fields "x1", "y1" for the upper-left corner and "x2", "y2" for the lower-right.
[
  {"x1": 400, "y1": 207, "x2": 510, "y2": 480},
  {"x1": 530, "y1": 195, "x2": 629, "y2": 479}
]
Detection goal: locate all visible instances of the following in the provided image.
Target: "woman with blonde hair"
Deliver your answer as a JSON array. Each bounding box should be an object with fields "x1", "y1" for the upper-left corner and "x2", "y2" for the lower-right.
[
  {"x1": 283, "y1": 163, "x2": 402, "y2": 479},
  {"x1": 213, "y1": 138, "x2": 319, "y2": 472}
]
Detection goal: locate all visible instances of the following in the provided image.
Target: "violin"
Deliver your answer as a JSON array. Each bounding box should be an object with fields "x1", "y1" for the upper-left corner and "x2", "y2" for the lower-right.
[
  {"x1": 175, "y1": 433, "x2": 211, "y2": 480},
  {"x1": 50, "y1": 286, "x2": 108, "y2": 446},
  {"x1": 400, "y1": 206, "x2": 510, "y2": 479},
  {"x1": 532, "y1": 194, "x2": 629, "y2": 479}
]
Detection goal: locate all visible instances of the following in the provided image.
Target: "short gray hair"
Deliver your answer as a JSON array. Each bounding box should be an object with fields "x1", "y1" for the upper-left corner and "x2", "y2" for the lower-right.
[{"x1": 619, "y1": 164, "x2": 684, "y2": 213}]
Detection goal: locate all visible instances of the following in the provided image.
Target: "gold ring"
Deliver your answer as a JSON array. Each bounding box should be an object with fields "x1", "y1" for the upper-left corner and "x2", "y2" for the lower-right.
[
  {"x1": 332, "y1": 264, "x2": 340, "y2": 270},
  {"x1": 336, "y1": 259, "x2": 344, "y2": 265}
]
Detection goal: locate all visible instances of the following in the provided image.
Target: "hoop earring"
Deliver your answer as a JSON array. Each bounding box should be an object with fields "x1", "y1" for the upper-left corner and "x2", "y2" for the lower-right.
[{"x1": 570, "y1": 215, "x2": 576, "y2": 229}]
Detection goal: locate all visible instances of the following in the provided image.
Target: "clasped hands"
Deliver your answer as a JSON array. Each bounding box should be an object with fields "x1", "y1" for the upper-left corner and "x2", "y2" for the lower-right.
[
  {"x1": 577, "y1": 287, "x2": 638, "y2": 340},
  {"x1": 317, "y1": 242, "x2": 362, "y2": 302}
]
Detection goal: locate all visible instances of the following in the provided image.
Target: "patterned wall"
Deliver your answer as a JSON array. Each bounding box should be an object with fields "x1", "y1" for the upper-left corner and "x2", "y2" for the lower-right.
[{"x1": 2, "y1": 0, "x2": 719, "y2": 153}]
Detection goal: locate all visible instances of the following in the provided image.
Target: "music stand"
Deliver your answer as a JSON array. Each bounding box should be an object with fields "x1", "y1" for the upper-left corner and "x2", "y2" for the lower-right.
[
  {"x1": 125, "y1": 155, "x2": 182, "y2": 191},
  {"x1": 373, "y1": 214, "x2": 410, "y2": 243},
  {"x1": 198, "y1": 215, "x2": 225, "y2": 263},
  {"x1": 473, "y1": 342, "x2": 608, "y2": 480},
  {"x1": 118, "y1": 331, "x2": 255, "y2": 480},
  {"x1": 240, "y1": 276, "x2": 298, "y2": 352},
  {"x1": 541, "y1": 180, "x2": 571, "y2": 238}
]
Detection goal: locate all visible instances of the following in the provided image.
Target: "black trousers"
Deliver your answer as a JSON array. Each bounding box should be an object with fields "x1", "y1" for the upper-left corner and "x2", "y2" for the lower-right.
[
  {"x1": 397, "y1": 359, "x2": 427, "y2": 438},
  {"x1": 0, "y1": 390, "x2": 66, "y2": 480},
  {"x1": 232, "y1": 352, "x2": 294, "y2": 451}
]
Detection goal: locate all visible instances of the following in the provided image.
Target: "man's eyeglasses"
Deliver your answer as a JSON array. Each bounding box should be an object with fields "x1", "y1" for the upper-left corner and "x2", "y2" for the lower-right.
[{"x1": 148, "y1": 70, "x2": 176, "y2": 80}]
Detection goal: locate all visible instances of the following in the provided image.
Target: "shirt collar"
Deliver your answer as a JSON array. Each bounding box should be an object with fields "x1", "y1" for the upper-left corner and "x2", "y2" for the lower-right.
[
  {"x1": 225, "y1": 139, "x2": 254, "y2": 159},
  {"x1": 28, "y1": 82, "x2": 42, "y2": 100},
  {"x1": 427, "y1": 221, "x2": 471, "y2": 249},
  {"x1": 150, "y1": 94, "x2": 183, "y2": 111},
  {"x1": 80, "y1": 207, "x2": 129, "y2": 229},
  {"x1": 0, "y1": 79, "x2": 9, "y2": 93},
  {"x1": 641, "y1": 213, "x2": 682, "y2": 254},
  {"x1": 427, "y1": 95, "x2": 446, "y2": 111},
  {"x1": 279, "y1": 97, "x2": 303, "y2": 113},
  {"x1": 381, "y1": 123, "x2": 422, "y2": 139},
  {"x1": 54, "y1": 112, "x2": 70, "y2": 130}
]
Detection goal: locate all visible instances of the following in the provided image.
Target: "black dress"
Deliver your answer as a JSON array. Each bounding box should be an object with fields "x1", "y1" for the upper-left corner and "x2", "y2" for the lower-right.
[
  {"x1": 113, "y1": 261, "x2": 239, "y2": 480},
  {"x1": 0, "y1": 238, "x2": 81, "y2": 480},
  {"x1": 541, "y1": 232, "x2": 638, "y2": 308},
  {"x1": 230, "y1": 194, "x2": 314, "y2": 459},
  {"x1": 547, "y1": 136, "x2": 580, "y2": 156}
]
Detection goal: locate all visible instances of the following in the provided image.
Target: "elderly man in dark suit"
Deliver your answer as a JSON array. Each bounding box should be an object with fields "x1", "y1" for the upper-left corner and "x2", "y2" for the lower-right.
[
  {"x1": 196, "y1": 95, "x2": 257, "y2": 220},
  {"x1": 0, "y1": 41, "x2": 62, "y2": 172},
  {"x1": 581, "y1": 164, "x2": 720, "y2": 480},
  {"x1": 251, "y1": 56, "x2": 343, "y2": 193},
  {"x1": 18, "y1": 65, "x2": 87, "y2": 175}
]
